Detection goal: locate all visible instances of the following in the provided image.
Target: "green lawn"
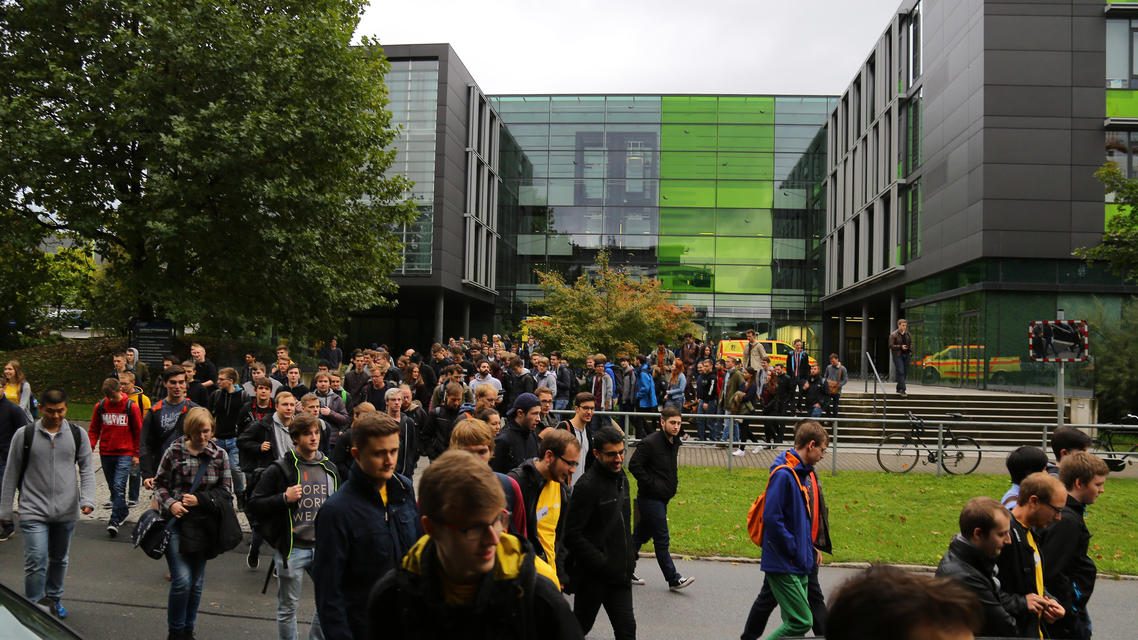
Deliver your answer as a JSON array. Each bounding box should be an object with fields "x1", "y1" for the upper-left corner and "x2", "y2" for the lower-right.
[{"x1": 634, "y1": 467, "x2": 1138, "y2": 576}]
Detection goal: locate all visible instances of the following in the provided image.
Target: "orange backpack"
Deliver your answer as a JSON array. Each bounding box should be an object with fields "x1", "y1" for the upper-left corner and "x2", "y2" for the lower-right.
[{"x1": 746, "y1": 453, "x2": 818, "y2": 546}]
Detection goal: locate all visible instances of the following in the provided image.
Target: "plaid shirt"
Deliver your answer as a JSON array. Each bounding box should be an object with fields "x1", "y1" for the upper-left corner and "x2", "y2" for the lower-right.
[{"x1": 154, "y1": 436, "x2": 231, "y2": 513}]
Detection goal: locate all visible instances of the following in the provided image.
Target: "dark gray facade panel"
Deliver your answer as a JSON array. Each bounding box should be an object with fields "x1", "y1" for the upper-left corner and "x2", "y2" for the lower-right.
[
  {"x1": 1071, "y1": 87, "x2": 1105, "y2": 119},
  {"x1": 983, "y1": 115, "x2": 1079, "y2": 130},
  {"x1": 1072, "y1": 16, "x2": 1106, "y2": 52},
  {"x1": 1072, "y1": 51, "x2": 1107, "y2": 87},
  {"x1": 983, "y1": 128, "x2": 1071, "y2": 164},
  {"x1": 984, "y1": 50, "x2": 1071, "y2": 86},
  {"x1": 983, "y1": 86, "x2": 1072, "y2": 117},
  {"x1": 982, "y1": 199, "x2": 1072, "y2": 230},
  {"x1": 982, "y1": 230, "x2": 1072, "y2": 257},
  {"x1": 983, "y1": 164, "x2": 1071, "y2": 201},
  {"x1": 984, "y1": 15, "x2": 1072, "y2": 51},
  {"x1": 1070, "y1": 202, "x2": 1107, "y2": 235}
]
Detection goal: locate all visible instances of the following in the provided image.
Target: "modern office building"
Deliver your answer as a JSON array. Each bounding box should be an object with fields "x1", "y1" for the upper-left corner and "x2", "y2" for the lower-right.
[
  {"x1": 823, "y1": 0, "x2": 1137, "y2": 393},
  {"x1": 489, "y1": 94, "x2": 835, "y2": 342},
  {"x1": 348, "y1": 43, "x2": 502, "y2": 348}
]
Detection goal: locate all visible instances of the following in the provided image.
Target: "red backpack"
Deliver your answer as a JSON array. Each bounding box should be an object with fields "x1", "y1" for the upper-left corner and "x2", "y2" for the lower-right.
[{"x1": 746, "y1": 452, "x2": 819, "y2": 546}]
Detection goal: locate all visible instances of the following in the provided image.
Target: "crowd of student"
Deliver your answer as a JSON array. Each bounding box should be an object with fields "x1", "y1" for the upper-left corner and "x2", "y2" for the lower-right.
[{"x1": 0, "y1": 335, "x2": 1116, "y2": 640}]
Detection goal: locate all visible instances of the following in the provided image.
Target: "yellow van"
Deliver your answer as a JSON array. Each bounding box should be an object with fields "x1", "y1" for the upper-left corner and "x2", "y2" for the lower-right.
[{"x1": 717, "y1": 339, "x2": 817, "y2": 369}]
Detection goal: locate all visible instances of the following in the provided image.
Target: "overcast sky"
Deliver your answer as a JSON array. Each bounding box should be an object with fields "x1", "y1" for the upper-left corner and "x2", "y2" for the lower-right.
[{"x1": 356, "y1": 0, "x2": 903, "y2": 96}]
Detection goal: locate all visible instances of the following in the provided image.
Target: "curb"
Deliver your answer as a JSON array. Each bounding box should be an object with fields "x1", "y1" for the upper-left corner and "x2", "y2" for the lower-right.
[{"x1": 640, "y1": 552, "x2": 1138, "y2": 581}]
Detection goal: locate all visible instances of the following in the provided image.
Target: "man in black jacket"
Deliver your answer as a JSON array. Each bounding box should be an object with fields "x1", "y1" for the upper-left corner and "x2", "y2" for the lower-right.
[
  {"x1": 209, "y1": 368, "x2": 247, "y2": 507},
  {"x1": 247, "y1": 413, "x2": 338, "y2": 640},
  {"x1": 785, "y1": 339, "x2": 810, "y2": 415},
  {"x1": 802, "y1": 363, "x2": 827, "y2": 419},
  {"x1": 491, "y1": 393, "x2": 542, "y2": 474},
  {"x1": 564, "y1": 425, "x2": 636, "y2": 640},
  {"x1": 367, "y1": 450, "x2": 581, "y2": 640},
  {"x1": 551, "y1": 352, "x2": 574, "y2": 411},
  {"x1": 997, "y1": 472, "x2": 1067, "y2": 637},
  {"x1": 629, "y1": 406, "x2": 693, "y2": 591},
  {"x1": 236, "y1": 392, "x2": 298, "y2": 569},
  {"x1": 423, "y1": 382, "x2": 463, "y2": 461},
  {"x1": 354, "y1": 367, "x2": 393, "y2": 411},
  {"x1": 507, "y1": 429, "x2": 578, "y2": 590},
  {"x1": 501, "y1": 355, "x2": 536, "y2": 413},
  {"x1": 1042, "y1": 451, "x2": 1109, "y2": 639},
  {"x1": 935, "y1": 496, "x2": 1018, "y2": 638}
]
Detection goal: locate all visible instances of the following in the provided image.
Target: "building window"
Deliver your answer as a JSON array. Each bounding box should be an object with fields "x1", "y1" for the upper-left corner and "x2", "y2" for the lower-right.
[
  {"x1": 464, "y1": 86, "x2": 499, "y2": 293},
  {"x1": 1105, "y1": 19, "x2": 1138, "y2": 89},
  {"x1": 902, "y1": 89, "x2": 922, "y2": 175},
  {"x1": 903, "y1": 179, "x2": 921, "y2": 262},
  {"x1": 1106, "y1": 131, "x2": 1138, "y2": 177},
  {"x1": 906, "y1": 1, "x2": 923, "y2": 89}
]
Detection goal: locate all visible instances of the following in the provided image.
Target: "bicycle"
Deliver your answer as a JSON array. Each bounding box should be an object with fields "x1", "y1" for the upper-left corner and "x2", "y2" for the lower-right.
[
  {"x1": 1092, "y1": 414, "x2": 1138, "y2": 472},
  {"x1": 877, "y1": 411, "x2": 982, "y2": 474}
]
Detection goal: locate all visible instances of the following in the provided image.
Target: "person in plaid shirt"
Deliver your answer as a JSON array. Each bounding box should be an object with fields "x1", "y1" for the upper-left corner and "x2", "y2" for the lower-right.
[{"x1": 154, "y1": 407, "x2": 232, "y2": 640}]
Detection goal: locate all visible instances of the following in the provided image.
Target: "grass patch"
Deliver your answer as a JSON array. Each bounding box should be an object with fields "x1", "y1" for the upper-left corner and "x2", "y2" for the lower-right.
[
  {"x1": 639, "y1": 467, "x2": 1138, "y2": 575},
  {"x1": 1, "y1": 337, "x2": 127, "y2": 403}
]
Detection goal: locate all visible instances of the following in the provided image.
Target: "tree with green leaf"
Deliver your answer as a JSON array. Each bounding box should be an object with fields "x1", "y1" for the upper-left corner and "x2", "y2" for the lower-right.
[
  {"x1": 524, "y1": 252, "x2": 698, "y2": 362},
  {"x1": 1078, "y1": 163, "x2": 1138, "y2": 282},
  {"x1": 0, "y1": 0, "x2": 416, "y2": 340}
]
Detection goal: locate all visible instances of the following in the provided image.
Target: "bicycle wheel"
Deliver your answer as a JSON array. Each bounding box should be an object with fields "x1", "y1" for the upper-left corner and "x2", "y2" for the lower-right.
[
  {"x1": 940, "y1": 435, "x2": 982, "y2": 474},
  {"x1": 877, "y1": 433, "x2": 920, "y2": 473}
]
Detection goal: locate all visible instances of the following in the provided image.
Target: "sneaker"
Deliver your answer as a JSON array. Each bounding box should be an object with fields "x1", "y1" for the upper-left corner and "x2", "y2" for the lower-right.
[
  {"x1": 731, "y1": 449, "x2": 746, "y2": 457},
  {"x1": 751, "y1": 446, "x2": 764, "y2": 454},
  {"x1": 49, "y1": 598, "x2": 67, "y2": 619},
  {"x1": 669, "y1": 576, "x2": 695, "y2": 591},
  {"x1": 246, "y1": 548, "x2": 259, "y2": 569},
  {"x1": 630, "y1": 574, "x2": 646, "y2": 586},
  {"x1": 106, "y1": 521, "x2": 119, "y2": 537},
  {"x1": 0, "y1": 521, "x2": 14, "y2": 542},
  {"x1": 127, "y1": 500, "x2": 138, "y2": 507},
  {"x1": 103, "y1": 502, "x2": 112, "y2": 508}
]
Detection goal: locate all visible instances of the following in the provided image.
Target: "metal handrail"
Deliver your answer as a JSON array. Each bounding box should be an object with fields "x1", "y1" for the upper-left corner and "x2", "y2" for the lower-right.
[{"x1": 864, "y1": 351, "x2": 888, "y2": 435}]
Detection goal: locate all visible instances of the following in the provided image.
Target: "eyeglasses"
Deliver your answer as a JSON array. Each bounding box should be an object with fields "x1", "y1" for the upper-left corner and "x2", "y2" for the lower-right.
[
  {"x1": 218, "y1": 377, "x2": 232, "y2": 382},
  {"x1": 578, "y1": 405, "x2": 596, "y2": 412},
  {"x1": 557, "y1": 454, "x2": 579, "y2": 469},
  {"x1": 439, "y1": 510, "x2": 509, "y2": 542},
  {"x1": 1041, "y1": 501, "x2": 1066, "y2": 516},
  {"x1": 599, "y1": 448, "x2": 626, "y2": 458}
]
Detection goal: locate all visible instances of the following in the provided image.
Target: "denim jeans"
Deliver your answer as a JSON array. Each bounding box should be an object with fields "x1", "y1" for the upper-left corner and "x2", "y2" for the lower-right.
[
  {"x1": 632, "y1": 498, "x2": 680, "y2": 584},
  {"x1": 554, "y1": 398, "x2": 569, "y2": 411},
  {"x1": 275, "y1": 547, "x2": 324, "y2": 640},
  {"x1": 893, "y1": 354, "x2": 909, "y2": 393},
  {"x1": 166, "y1": 531, "x2": 207, "y2": 633},
  {"x1": 215, "y1": 437, "x2": 245, "y2": 498},
  {"x1": 101, "y1": 454, "x2": 132, "y2": 524},
  {"x1": 721, "y1": 417, "x2": 740, "y2": 443},
  {"x1": 696, "y1": 399, "x2": 720, "y2": 441},
  {"x1": 19, "y1": 520, "x2": 76, "y2": 602}
]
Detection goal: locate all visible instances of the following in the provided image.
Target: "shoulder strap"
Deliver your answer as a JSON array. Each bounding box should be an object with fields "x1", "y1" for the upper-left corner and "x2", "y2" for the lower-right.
[
  {"x1": 189, "y1": 452, "x2": 211, "y2": 494},
  {"x1": 17, "y1": 427, "x2": 33, "y2": 491},
  {"x1": 70, "y1": 423, "x2": 82, "y2": 463}
]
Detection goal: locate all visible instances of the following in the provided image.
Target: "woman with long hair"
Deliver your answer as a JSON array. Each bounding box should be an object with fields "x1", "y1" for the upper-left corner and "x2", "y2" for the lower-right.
[
  {"x1": 665, "y1": 359, "x2": 687, "y2": 410},
  {"x1": 154, "y1": 407, "x2": 233, "y2": 640},
  {"x1": 402, "y1": 364, "x2": 431, "y2": 408},
  {"x1": 3, "y1": 360, "x2": 33, "y2": 419}
]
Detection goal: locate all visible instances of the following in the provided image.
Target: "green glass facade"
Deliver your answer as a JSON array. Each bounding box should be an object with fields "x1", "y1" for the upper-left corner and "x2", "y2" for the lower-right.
[{"x1": 491, "y1": 94, "x2": 835, "y2": 339}]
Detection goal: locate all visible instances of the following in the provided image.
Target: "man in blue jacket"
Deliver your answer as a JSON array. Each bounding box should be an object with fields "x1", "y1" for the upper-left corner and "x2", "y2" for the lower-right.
[
  {"x1": 632, "y1": 355, "x2": 657, "y2": 439},
  {"x1": 313, "y1": 413, "x2": 421, "y2": 640},
  {"x1": 754, "y1": 419, "x2": 827, "y2": 639}
]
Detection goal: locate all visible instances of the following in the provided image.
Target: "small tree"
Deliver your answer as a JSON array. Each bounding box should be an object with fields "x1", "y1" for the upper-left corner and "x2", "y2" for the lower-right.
[
  {"x1": 1077, "y1": 163, "x2": 1138, "y2": 282},
  {"x1": 524, "y1": 252, "x2": 698, "y2": 363},
  {"x1": 1087, "y1": 298, "x2": 1138, "y2": 423}
]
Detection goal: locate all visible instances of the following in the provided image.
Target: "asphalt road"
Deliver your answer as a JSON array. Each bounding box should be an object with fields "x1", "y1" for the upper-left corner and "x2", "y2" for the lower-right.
[{"x1": 1, "y1": 521, "x2": 1135, "y2": 639}]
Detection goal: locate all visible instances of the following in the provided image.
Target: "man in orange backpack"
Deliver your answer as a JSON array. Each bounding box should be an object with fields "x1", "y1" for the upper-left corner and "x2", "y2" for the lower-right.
[{"x1": 741, "y1": 419, "x2": 829, "y2": 640}]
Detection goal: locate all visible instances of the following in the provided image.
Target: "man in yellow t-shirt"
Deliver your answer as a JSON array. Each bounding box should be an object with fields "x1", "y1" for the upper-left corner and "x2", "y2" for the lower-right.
[{"x1": 507, "y1": 429, "x2": 580, "y2": 590}]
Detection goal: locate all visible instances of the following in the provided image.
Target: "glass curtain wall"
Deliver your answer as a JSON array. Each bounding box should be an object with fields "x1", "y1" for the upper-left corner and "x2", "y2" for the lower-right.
[
  {"x1": 491, "y1": 94, "x2": 834, "y2": 342},
  {"x1": 386, "y1": 59, "x2": 439, "y2": 275}
]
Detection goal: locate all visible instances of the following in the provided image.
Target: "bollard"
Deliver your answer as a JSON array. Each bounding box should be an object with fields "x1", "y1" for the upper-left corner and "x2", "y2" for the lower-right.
[
  {"x1": 936, "y1": 421, "x2": 945, "y2": 478},
  {"x1": 831, "y1": 418, "x2": 838, "y2": 477},
  {"x1": 727, "y1": 416, "x2": 734, "y2": 472}
]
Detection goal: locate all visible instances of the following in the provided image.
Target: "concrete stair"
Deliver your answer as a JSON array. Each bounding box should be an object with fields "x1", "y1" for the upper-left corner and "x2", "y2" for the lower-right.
[{"x1": 833, "y1": 388, "x2": 1059, "y2": 446}]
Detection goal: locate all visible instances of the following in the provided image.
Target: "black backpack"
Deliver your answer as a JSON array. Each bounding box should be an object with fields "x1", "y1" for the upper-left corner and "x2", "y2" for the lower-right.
[{"x1": 16, "y1": 422, "x2": 84, "y2": 490}]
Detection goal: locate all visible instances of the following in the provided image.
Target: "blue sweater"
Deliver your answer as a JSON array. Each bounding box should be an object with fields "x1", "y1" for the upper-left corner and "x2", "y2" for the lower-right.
[
  {"x1": 312, "y1": 464, "x2": 421, "y2": 640},
  {"x1": 760, "y1": 451, "x2": 816, "y2": 575},
  {"x1": 636, "y1": 365, "x2": 657, "y2": 408}
]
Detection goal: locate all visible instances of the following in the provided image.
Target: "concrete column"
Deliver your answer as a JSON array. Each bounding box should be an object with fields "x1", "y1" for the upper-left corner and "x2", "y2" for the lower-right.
[
  {"x1": 838, "y1": 312, "x2": 847, "y2": 369},
  {"x1": 889, "y1": 291, "x2": 899, "y2": 381},
  {"x1": 462, "y1": 300, "x2": 471, "y2": 339},
  {"x1": 861, "y1": 301, "x2": 870, "y2": 380},
  {"x1": 434, "y1": 293, "x2": 444, "y2": 345}
]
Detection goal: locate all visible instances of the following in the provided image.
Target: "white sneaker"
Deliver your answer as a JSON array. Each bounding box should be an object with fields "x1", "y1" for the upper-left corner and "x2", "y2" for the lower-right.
[
  {"x1": 631, "y1": 574, "x2": 646, "y2": 586},
  {"x1": 669, "y1": 576, "x2": 695, "y2": 591},
  {"x1": 732, "y1": 449, "x2": 746, "y2": 456},
  {"x1": 751, "y1": 446, "x2": 764, "y2": 454}
]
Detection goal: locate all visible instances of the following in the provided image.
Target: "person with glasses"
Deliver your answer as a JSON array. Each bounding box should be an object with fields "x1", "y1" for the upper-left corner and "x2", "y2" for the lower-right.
[
  {"x1": 555, "y1": 391, "x2": 596, "y2": 485},
  {"x1": 312, "y1": 413, "x2": 420, "y2": 640},
  {"x1": 997, "y1": 472, "x2": 1068, "y2": 637},
  {"x1": 367, "y1": 450, "x2": 581, "y2": 639},
  {"x1": 628, "y1": 406, "x2": 694, "y2": 592},
  {"x1": 564, "y1": 425, "x2": 636, "y2": 640},
  {"x1": 506, "y1": 429, "x2": 579, "y2": 591},
  {"x1": 141, "y1": 366, "x2": 200, "y2": 491}
]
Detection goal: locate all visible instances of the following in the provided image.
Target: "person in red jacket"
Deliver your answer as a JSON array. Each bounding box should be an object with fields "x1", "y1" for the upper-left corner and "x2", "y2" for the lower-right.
[{"x1": 89, "y1": 378, "x2": 142, "y2": 537}]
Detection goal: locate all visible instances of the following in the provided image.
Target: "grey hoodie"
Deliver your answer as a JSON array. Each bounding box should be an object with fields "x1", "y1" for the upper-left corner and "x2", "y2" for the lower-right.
[{"x1": 0, "y1": 420, "x2": 96, "y2": 522}]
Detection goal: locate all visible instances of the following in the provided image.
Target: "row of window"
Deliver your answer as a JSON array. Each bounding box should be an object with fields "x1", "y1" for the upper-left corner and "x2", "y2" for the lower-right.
[{"x1": 491, "y1": 95, "x2": 836, "y2": 127}]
